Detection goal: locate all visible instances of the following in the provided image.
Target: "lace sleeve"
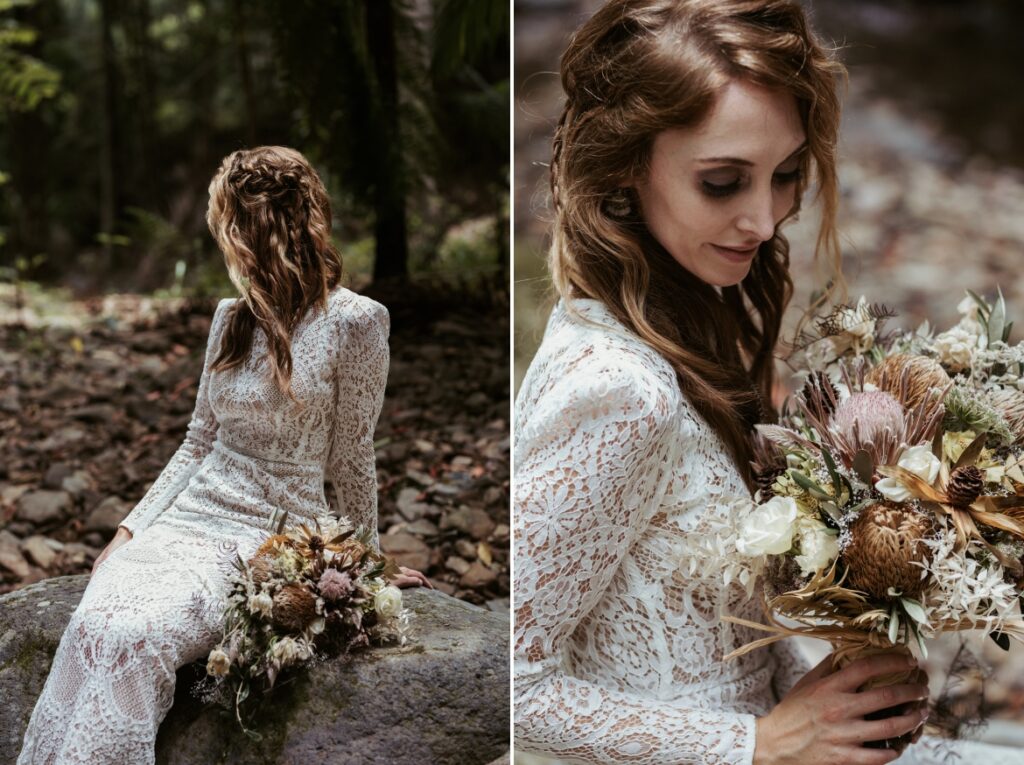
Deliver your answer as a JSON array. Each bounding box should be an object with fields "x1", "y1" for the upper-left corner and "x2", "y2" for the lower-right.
[
  {"x1": 513, "y1": 360, "x2": 758, "y2": 765},
  {"x1": 117, "y1": 298, "x2": 230, "y2": 538},
  {"x1": 325, "y1": 296, "x2": 389, "y2": 551},
  {"x1": 769, "y1": 637, "x2": 814, "y2": 701}
]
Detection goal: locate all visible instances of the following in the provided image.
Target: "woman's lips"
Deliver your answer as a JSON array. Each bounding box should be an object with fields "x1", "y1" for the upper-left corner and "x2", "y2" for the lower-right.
[{"x1": 711, "y1": 243, "x2": 759, "y2": 262}]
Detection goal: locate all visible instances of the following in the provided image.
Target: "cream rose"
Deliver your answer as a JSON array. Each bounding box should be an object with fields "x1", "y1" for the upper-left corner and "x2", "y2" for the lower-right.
[
  {"x1": 736, "y1": 496, "x2": 799, "y2": 557},
  {"x1": 206, "y1": 648, "x2": 231, "y2": 677},
  {"x1": 374, "y1": 585, "x2": 404, "y2": 620},
  {"x1": 249, "y1": 591, "x2": 274, "y2": 619},
  {"x1": 875, "y1": 445, "x2": 941, "y2": 502},
  {"x1": 794, "y1": 518, "x2": 840, "y2": 576}
]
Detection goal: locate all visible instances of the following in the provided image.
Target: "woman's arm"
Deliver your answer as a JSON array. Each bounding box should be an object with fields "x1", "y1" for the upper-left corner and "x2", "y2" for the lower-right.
[
  {"x1": 514, "y1": 360, "x2": 759, "y2": 765},
  {"x1": 117, "y1": 298, "x2": 231, "y2": 537},
  {"x1": 325, "y1": 296, "x2": 390, "y2": 551}
]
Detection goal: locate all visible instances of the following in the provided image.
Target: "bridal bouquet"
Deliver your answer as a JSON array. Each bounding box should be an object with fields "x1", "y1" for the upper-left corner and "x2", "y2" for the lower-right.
[
  {"x1": 726, "y1": 291, "x2": 1024, "y2": 749},
  {"x1": 198, "y1": 510, "x2": 411, "y2": 738}
]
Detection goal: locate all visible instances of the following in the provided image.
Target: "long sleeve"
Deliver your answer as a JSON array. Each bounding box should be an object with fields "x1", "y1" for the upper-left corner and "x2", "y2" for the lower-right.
[
  {"x1": 117, "y1": 298, "x2": 231, "y2": 538},
  {"x1": 513, "y1": 358, "x2": 759, "y2": 765},
  {"x1": 325, "y1": 296, "x2": 389, "y2": 551}
]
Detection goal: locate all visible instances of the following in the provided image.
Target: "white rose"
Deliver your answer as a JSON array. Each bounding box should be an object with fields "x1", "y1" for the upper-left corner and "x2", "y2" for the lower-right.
[
  {"x1": 374, "y1": 585, "x2": 404, "y2": 619},
  {"x1": 875, "y1": 445, "x2": 941, "y2": 502},
  {"x1": 249, "y1": 591, "x2": 274, "y2": 619},
  {"x1": 736, "y1": 496, "x2": 799, "y2": 557},
  {"x1": 206, "y1": 648, "x2": 231, "y2": 677},
  {"x1": 794, "y1": 518, "x2": 840, "y2": 576},
  {"x1": 271, "y1": 636, "x2": 312, "y2": 666},
  {"x1": 933, "y1": 320, "x2": 982, "y2": 371},
  {"x1": 957, "y1": 294, "x2": 979, "y2": 320}
]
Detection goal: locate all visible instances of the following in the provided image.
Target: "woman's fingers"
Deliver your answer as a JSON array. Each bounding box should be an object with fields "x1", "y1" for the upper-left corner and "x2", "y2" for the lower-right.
[
  {"x1": 790, "y1": 652, "x2": 836, "y2": 694},
  {"x1": 842, "y1": 747, "x2": 902, "y2": 765},
  {"x1": 844, "y1": 682, "x2": 929, "y2": 717},
  {"x1": 844, "y1": 705, "x2": 929, "y2": 743},
  {"x1": 397, "y1": 566, "x2": 434, "y2": 589},
  {"x1": 829, "y1": 653, "x2": 917, "y2": 692}
]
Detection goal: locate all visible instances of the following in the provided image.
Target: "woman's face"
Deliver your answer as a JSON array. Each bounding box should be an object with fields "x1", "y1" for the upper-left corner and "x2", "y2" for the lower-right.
[{"x1": 634, "y1": 79, "x2": 806, "y2": 288}]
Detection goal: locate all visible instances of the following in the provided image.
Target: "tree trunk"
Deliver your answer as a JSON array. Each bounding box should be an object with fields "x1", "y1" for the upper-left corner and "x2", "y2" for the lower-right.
[
  {"x1": 98, "y1": 0, "x2": 123, "y2": 272},
  {"x1": 366, "y1": 0, "x2": 409, "y2": 283},
  {"x1": 231, "y1": 0, "x2": 258, "y2": 146}
]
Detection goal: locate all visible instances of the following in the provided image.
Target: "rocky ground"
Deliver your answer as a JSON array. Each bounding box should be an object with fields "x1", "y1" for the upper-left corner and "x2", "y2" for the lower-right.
[{"x1": 0, "y1": 281, "x2": 509, "y2": 612}]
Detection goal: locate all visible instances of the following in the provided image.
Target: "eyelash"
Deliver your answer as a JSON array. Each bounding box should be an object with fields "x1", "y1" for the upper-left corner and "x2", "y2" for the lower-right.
[{"x1": 701, "y1": 169, "x2": 803, "y2": 199}]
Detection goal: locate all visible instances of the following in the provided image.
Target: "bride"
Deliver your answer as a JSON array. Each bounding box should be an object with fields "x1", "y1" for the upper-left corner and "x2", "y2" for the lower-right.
[
  {"x1": 17, "y1": 145, "x2": 430, "y2": 764},
  {"x1": 513, "y1": 2, "x2": 1020, "y2": 764}
]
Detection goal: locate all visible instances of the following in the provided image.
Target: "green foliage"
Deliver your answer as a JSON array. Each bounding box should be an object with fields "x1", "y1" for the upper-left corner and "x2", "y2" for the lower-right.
[{"x1": 0, "y1": 0, "x2": 60, "y2": 111}]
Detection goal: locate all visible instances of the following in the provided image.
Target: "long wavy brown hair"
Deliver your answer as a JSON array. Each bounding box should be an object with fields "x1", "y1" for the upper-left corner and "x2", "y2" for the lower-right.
[
  {"x1": 206, "y1": 145, "x2": 343, "y2": 402},
  {"x1": 549, "y1": 0, "x2": 848, "y2": 490}
]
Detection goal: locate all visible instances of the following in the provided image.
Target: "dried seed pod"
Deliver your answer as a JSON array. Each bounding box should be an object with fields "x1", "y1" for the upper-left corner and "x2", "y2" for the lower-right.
[
  {"x1": 843, "y1": 502, "x2": 936, "y2": 599},
  {"x1": 866, "y1": 353, "x2": 949, "y2": 410},
  {"x1": 946, "y1": 465, "x2": 983, "y2": 508}
]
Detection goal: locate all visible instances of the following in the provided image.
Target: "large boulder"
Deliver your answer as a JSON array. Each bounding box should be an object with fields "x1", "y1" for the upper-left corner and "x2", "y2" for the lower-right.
[{"x1": 0, "y1": 575, "x2": 509, "y2": 764}]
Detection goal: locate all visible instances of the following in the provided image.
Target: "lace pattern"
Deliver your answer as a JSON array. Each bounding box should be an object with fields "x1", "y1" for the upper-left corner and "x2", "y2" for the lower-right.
[
  {"x1": 17, "y1": 286, "x2": 389, "y2": 764},
  {"x1": 514, "y1": 297, "x2": 1023, "y2": 765}
]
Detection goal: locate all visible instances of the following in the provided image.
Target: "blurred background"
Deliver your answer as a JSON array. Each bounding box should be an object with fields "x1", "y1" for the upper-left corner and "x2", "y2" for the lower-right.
[
  {"x1": 0, "y1": 0, "x2": 510, "y2": 617},
  {"x1": 515, "y1": 0, "x2": 1024, "y2": 761}
]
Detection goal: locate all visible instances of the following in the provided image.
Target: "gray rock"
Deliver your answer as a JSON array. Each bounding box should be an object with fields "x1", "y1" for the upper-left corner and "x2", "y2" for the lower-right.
[
  {"x1": 441, "y1": 506, "x2": 496, "y2": 541},
  {"x1": 61, "y1": 469, "x2": 94, "y2": 497},
  {"x1": 379, "y1": 531, "x2": 432, "y2": 572},
  {"x1": 395, "y1": 487, "x2": 432, "y2": 522},
  {"x1": 0, "y1": 576, "x2": 509, "y2": 764},
  {"x1": 15, "y1": 490, "x2": 72, "y2": 525},
  {"x1": 84, "y1": 496, "x2": 131, "y2": 533},
  {"x1": 20, "y1": 536, "x2": 57, "y2": 570}
]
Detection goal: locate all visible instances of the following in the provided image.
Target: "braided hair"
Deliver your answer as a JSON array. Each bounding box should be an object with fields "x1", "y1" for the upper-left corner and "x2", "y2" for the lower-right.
[{"x1": 206, "y1": 146, "x2": 344, "y2": 402}]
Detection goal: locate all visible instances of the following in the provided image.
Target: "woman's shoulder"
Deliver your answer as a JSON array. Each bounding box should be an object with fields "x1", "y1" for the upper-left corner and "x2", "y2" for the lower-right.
[
  {"x1": 326, "y1": 286, "x2": 389, "y2": 330},
  {"x1": 517, "y1": 297, "x2": 687, "y2": 437},
  {"x1": 532, "y1": 297, "x2": 681, "y2": 399}
]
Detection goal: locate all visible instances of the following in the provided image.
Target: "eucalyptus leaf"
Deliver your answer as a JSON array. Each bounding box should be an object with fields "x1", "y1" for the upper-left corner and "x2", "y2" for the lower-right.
[
  {"x1": 788, "y1": 470, "x2": 833, "y2": 501},
  {"x1": 988, "y1": 288, "x2": 1006, "y2": 348},
  {"x1": 853, "y1": 450, "x2": 874, "y2": 485},
  {"x1": 888, "y1": 604, "x2": 900, "y2": 644},
  {"x1": 900, "y1": 597, "x2": 928, "y2": 624},
  {"x1": 967, "y1": 289, "x2": 991, "y2": 321}
]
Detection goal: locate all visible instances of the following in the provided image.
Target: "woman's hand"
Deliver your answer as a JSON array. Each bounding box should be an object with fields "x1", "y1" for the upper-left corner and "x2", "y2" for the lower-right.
[
  {"x1": 389, "y1": 565, "x2": 434, "y2": 589},
  {"x1": 90, "y1": 526, "x2": 133, "y2": 577},
  {"x1": 754, "y1": 651, "x2": 930, "y2": 765}
]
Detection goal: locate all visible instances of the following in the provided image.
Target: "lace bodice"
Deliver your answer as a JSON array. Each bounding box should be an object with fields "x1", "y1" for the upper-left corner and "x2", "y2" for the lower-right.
[
  {"x1": 513, "y1": 297, "x2": 809, "y2": 765},
  {"x1": 117, "y1": 285, "x2": 389, "y2": 548}
]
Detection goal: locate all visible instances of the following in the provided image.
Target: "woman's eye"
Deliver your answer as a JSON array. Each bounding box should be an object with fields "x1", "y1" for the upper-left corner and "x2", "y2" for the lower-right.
[
  {"x1": 701, "y1": 179, "x2": 742, "y2": 198},
  {"x1": 773, "y1": 168, "x2": 802, "y2": 186}
]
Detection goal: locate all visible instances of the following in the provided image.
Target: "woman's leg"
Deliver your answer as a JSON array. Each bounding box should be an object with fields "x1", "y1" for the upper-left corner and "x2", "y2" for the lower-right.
[{"x1": 16, "y1": 522, "x2": 259, "y2": 765}]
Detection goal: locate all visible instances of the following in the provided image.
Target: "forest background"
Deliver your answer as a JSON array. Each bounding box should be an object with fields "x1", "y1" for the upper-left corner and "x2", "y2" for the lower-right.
[{"x1": 0, "y1": 0, "x2": 511, "y2": 613}]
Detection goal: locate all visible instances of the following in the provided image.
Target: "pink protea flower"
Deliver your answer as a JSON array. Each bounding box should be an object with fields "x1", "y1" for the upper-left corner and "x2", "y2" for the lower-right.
[
  {"x1": 831, "y1": 391, "x2": 906, "y2": 446},
  {"x1": 318, "y1": 569, "x2": 355, "y2": 601}
]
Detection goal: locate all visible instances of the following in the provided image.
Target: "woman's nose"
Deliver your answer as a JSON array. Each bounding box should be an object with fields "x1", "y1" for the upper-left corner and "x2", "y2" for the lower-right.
[{"x1": 736, "y1": 191, "x2": 777, "y2": 242}]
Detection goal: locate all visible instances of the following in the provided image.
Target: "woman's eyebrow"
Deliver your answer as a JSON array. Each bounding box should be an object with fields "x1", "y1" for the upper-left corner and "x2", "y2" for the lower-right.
[{"x1": 696, "y1": 140, "x2": 809, "y2": 166}]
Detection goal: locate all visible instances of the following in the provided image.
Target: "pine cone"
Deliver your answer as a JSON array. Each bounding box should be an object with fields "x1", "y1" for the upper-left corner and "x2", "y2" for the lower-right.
[
  {"x1": 755, "y1": 467, "x2": 787, "y2": 500},
  {"x1": 271, "y1": 583, "x2": 318, "y2": 632},
  {"x1": 946, "y1": 465, "x2": 983, "y2": 508},
  {"x1": 843, "y1": 503, "x2": 936, "y2": 599}
]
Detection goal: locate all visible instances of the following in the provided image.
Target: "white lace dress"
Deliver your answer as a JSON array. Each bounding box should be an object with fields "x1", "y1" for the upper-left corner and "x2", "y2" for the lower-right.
[
  {"x1": 513, "y1": 297, "x2": 1023, "y2": 765},
  {"x1": 17, "y1": 285, "x2": 389, "y2": 765}
]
